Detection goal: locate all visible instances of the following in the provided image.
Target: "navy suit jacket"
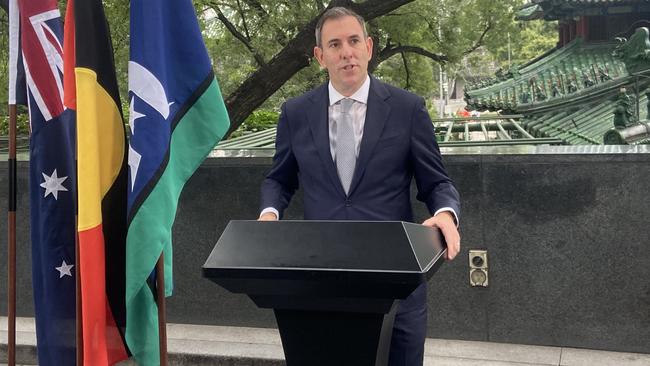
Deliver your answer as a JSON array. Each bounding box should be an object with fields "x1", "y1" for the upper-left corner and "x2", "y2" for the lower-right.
[{"x1": 260, "y1": 76, "x2": 460, "y2": 222}]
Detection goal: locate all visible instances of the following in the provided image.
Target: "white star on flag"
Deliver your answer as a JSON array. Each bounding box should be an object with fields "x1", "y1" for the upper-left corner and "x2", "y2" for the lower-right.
[
  {"x1": 129, "y1": 96, "x2": 146, "y2": 135},
  {"x1": 128, "y1": 144, "x2": 142, "y2": 191},
  {"x1": 40, "y1": 169, "x2": 68, "y2": 200},
  {"x1": 55, "y1": 260, "x2": 74, "y2": 278}
]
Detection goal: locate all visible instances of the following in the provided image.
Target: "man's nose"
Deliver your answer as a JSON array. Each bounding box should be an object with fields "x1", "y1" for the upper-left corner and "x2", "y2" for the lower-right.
[{"x1": 341, "y1": 42, "x2": 354, "y2": 58}]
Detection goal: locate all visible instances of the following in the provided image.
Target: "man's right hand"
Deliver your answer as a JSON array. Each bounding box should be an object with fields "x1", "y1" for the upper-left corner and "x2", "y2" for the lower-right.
[{"x1": 258, "y1": 212, "x2": 278, "y2": 221}]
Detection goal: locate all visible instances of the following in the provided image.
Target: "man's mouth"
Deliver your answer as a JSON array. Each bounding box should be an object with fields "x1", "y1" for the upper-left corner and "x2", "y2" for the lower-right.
[{"x1": 342, "y1": 65, "x2": 356, "y2": 71}]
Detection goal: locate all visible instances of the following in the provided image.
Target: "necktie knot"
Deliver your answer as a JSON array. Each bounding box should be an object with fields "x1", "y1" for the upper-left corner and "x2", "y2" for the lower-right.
[{"x1": 340, "y1": 98, "x2": 354, "y2": 114}]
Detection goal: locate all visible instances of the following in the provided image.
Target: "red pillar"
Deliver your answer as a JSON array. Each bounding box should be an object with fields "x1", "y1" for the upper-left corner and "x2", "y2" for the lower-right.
[
  {"x1": 576, "y1": 17, "x2": 584, "y2": 38},
  {"x1": 578, "y1": 16, "x2": 589, "y2": 41}
]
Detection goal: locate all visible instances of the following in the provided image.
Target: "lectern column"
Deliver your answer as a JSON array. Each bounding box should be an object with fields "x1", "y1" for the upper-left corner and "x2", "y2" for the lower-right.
[{"x1": 275, "y1": 304, "x2": 397, "y2": 366}]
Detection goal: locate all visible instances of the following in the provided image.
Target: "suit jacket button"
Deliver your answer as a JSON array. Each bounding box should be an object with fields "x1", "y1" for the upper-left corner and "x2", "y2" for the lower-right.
[{"x1": 345, "y1": 200, "x2": 351, "y2": 207}]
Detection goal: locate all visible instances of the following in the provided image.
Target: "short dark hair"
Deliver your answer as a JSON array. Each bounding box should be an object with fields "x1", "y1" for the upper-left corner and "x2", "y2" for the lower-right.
[{"x1": 315, "y1": 7, "x2": 368, "y2": 48}]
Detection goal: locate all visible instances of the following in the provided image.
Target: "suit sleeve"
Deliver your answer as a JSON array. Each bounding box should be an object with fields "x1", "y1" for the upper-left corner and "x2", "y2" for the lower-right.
[
  {"x1": 259, "y1": 103, "x2": 299, "y2": 218},
  {"x1": 409, "y1": 97, "x2": 461, "y2": 221}
]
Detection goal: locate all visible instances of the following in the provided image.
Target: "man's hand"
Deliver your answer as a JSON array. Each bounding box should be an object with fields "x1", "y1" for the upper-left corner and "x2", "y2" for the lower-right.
[
  {"x1": 258, "y1": 212, "x2": 278, "y2": 221},
  {"x1": 422, "y1": 211, "x2": 460, "y2": 260}
]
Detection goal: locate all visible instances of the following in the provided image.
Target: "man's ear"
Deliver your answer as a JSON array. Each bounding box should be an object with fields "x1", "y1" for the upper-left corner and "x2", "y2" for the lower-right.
[
  {"x1": 366, "y1": 37, "x2": 373, "y2": 61},
  {"x1": 314, "y1": 46, "x2": 325, "y2": 68}
]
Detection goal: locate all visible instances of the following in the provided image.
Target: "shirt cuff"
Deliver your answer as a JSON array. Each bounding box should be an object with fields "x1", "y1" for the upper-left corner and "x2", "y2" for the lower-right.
[
  {"x1": 434, "y1": 207, "x2": 459, "y2": 227},
  {"x1": 260, "y1": 207, "x2": 279, "y2": 219}
]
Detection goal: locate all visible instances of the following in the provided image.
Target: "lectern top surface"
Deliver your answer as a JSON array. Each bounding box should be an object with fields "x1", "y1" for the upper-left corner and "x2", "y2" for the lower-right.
[{"x1": 203, "y1": 220, "x2": 446, "y2": 273}]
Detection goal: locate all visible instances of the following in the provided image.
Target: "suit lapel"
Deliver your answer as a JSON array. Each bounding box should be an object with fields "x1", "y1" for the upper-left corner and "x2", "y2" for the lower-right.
[
  {"x1": 349, "y1": 77, "x2": 391, "y2": 195},
  {"x1": 308, "y1": 83, "x2": 346, "y2": 197}
]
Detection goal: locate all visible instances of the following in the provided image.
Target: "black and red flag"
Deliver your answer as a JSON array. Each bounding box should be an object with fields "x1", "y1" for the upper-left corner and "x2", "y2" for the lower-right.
[{"x1": 68, "y1": 0, "x2": 130, "y2": 363}]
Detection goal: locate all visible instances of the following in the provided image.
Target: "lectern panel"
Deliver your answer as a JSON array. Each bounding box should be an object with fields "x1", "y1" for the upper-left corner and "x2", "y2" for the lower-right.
[
  {"x1": 204, "y1": 220, "x2": 442, "y2": 272},
  {"x1": 403, "y1": 222, "x2": 447, "y2": 272}
]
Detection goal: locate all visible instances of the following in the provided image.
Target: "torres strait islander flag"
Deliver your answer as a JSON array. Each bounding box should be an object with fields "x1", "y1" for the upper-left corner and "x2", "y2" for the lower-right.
[
  {"x1": 125, "y1": 0, "x2": 230, "y2": 364},
  {"x1": 70, "y1": 0, "x2": 130, "y2": 364},
  {"x1": 18, "y1": 0, "x2": 76, "y2": 364}
]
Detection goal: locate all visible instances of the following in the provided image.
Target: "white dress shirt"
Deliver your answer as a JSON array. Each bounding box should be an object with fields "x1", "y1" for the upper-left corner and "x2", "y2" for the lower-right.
[{"x1": 327, "y1": 75, "x2": 371, "y2": 161}]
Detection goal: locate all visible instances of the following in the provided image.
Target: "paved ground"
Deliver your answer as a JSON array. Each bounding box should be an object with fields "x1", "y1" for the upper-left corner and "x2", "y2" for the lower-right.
[{"x1": 2, "y1": 317, "x2": 650, "y2": 365}]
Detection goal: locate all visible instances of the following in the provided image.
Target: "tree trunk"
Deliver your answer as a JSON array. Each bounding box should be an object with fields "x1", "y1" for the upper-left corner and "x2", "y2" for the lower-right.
[{"x1": 223, "y1": 0, "x2": 415, "y2": 138}]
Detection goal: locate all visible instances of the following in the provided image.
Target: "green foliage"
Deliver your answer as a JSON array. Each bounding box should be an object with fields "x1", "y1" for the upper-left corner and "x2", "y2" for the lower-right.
[
  {"x1": 104, "y1": 0, "x2": 131, "y2": 99},
  {"x1": 515, "y1": 20, "x2": 558, "y2": 63},
  {"x1": 490, "y1": 19, "x2": 558, "y2": 69},
  {"x1": 0, "y1": 0, "x2": 549, "y2": 131},
  {"x1": 0, "y1": 109, "x2": 31, "y2": 136},
  {"x1": 244, "y1": 109, "x2": 279, "y2": 130},
  {"x1": 375, "y1": 53, "x2": 435, "y2": 97},
  {"x1": 198, "y1": 0, "x2": 524, "y2": 111},
  {"x1": 444, "y1": 3, "x2": 558, "y2": 91},
  {"x1": 427, "y1": 102, "x2": 439, "y2": 119},
  {"x1": 229, "y1": 109, "x2": 280, "y2": 138}
]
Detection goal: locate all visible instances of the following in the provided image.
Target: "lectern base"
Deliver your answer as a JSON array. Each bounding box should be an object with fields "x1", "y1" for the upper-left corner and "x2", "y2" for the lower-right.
[{"x1": 274, "y1": 305, "x2": 398, "y2": 366}]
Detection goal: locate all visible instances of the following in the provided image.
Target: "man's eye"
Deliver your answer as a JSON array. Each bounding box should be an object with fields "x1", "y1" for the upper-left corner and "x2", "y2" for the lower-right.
[{"x1": 329, "y1": 43, "x2": 339, "y2": 48}]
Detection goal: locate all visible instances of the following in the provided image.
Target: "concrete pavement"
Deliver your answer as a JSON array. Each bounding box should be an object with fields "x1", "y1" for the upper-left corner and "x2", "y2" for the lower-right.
[{"x1": 2, "y1": 317, "x2": 650, "y2": 365}]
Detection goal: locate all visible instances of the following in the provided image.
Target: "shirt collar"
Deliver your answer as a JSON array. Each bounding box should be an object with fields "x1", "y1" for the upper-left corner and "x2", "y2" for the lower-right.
[{"x1": 328, "y1": 75, "x2": 370, "y2": 106}]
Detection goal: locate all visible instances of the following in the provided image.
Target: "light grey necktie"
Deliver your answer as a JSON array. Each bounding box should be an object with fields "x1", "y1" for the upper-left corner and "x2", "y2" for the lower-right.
[{"x1": 336, "y1": 98, "x2": 355, "y2": 195}]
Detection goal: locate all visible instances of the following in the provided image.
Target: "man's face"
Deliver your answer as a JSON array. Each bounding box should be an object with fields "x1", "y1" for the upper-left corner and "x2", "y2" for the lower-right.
[{"x1": 314, "y1": 15, "x2": 373, "y2": 96}]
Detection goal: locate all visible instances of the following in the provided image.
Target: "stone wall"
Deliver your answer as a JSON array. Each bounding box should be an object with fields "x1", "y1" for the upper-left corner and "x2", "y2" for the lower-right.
[{"x1": 2, "y1": 148, "x2": 649, "y2": 353}]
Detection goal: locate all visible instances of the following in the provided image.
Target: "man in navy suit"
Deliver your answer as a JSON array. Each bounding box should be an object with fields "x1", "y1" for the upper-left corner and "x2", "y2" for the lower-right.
[{"x1": 259, "y1": 7, "x2": 461, "y2": 366}]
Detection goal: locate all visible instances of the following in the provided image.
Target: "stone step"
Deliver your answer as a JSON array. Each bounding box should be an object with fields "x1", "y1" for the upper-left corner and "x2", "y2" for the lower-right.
[
  {"x1": 3, "y1": 317, "x2": 650, "y2": 366},
  {"x1": 1, "y1": 317, "x2": 284, "y2": 366}
]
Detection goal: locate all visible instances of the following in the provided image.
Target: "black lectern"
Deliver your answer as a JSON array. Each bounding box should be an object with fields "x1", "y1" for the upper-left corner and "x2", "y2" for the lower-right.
[{"x1": 202, "y1": 220, "x2": 446, "y2": 366}]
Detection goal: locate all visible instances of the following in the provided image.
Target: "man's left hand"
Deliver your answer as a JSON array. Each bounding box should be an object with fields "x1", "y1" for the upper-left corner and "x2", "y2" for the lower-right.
[{"x1": 422, "y1": 211, "x2": 460, "y2": 260}]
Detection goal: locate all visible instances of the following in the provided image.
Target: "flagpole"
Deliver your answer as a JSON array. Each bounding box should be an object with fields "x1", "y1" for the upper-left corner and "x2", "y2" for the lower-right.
[
  {"x1": 7, "y1": 104, "x2": 17, "y2": 366},
  {"x1": 156, "y1": 253, "x2": 168, "y2": 366},
  {"x1": 75, "y1": 220, "x2": 83, "y2": 365}
]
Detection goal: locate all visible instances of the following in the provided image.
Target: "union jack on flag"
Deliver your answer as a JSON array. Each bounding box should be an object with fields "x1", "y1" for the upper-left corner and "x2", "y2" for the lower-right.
[
  {"x1": 17, "y1": 0, "x2": 78, "y2": 364},
  {"x1": 20, "y1": 0, "x2": 65, "y2": 121}
]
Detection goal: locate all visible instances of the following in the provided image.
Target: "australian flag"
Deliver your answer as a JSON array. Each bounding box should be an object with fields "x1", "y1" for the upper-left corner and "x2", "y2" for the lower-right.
[{"x1": 19, "y1": 0, "x2": 78, "y2": 364}]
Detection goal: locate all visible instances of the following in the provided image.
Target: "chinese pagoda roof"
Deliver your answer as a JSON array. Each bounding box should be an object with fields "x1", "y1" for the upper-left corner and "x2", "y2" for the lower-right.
[
  {"x1": 516, "y1": 0, "x2": 650, "y2": 21},
  {"x1": 464, "y1": 27, "x2": 650, "y2": 145}
]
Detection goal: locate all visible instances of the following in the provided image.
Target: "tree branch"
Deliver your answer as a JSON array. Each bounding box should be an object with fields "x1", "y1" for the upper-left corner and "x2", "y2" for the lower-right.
[
  {"x1": 211, "y1": 3, "x2": 267, "y2": 67},
  {"x1": 235, "y1": 0, "x2": 252, "y2": 41},
  {"x1": 241, "y1": 0, "x2": 266, "y2": 16},
  {"x1": 462, "y1": 21, "x2": 492, "y2": 56},
  {"x1": 400, "y1": 51, "x2": 411, "y2": 90},
  {"x1": 242, "y1": 0, "x2": 289, "y2": 46},
  {"x1": 367, "y1": 21, "x2": 383, "y2": 73},
  {"x1": 378, "y1": 45, "x2": 448, "y2": 64},
  {"x1": 383, "y1": 11, "x2": 437, "y2": 32},
  {"x1": 347, "y1": 0, "x2": 416, "y2": 21}
]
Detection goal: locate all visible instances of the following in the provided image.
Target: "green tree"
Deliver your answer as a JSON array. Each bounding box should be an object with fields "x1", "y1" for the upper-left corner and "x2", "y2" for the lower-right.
[
  {"x1": 487, "y1": 19, "x2": 558, "y2": 70},
  {"x1": 1, "y1": 0, "x2": 526, "y2": 137},
  {"x1": 513, "y1": 20, "x2": 558, "y2": 64},
  {"x1": 199, "y1": 0, "x2": 522, "y2": 136}
]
